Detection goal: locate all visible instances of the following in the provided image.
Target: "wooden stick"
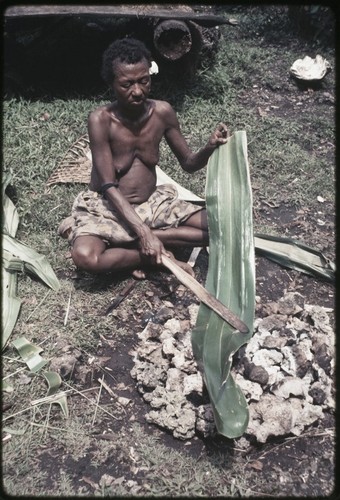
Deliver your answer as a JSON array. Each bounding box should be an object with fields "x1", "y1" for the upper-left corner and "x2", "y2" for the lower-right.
[
  {"x1": 161, "y1": 254, "x2": 249, "y2": 334},
  {"x1": 187, "y1": 246, "x2": 202, "y2": 267}
]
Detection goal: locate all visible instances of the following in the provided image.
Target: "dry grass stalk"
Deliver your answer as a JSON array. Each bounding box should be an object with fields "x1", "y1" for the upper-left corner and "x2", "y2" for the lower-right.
[
  {"x1": 63, "y1": 381, "x2": 120, "y2": 420},
  {"x1": 64, "y1": 289, "x2": 72, "y2": 326},
  {"x1": 91, "y1": 376, "x2": 104, "y2": 426}
]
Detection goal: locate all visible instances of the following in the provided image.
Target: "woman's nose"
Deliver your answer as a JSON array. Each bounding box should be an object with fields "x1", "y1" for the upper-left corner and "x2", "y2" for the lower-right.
[{"x1": 132, "y1": 84, "x2": 142, "y2": 95}]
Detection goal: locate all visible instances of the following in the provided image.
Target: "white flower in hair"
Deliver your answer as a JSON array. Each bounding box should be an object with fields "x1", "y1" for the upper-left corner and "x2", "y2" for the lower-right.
[{"x1": 149, "y1": 61, "x2": 159, "y2": 75}]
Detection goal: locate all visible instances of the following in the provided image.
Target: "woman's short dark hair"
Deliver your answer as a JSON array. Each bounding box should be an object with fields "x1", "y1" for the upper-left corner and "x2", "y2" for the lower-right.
[{"x1": 101, "y1": 38, "x2": 152, "y2": 85}]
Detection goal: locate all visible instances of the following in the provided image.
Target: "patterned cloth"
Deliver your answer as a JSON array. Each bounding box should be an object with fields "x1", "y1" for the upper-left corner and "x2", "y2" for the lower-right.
[{"x1": 58, "y1": 184, "x2": 203, "y2": 246}]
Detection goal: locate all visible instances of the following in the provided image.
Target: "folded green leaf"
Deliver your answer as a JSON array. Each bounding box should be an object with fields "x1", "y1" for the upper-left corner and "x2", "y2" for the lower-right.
[
  {"x1": 2, "y1": 177, "x2": 60, "y2": 349},
  {"x1": 254, "y1": 233, "x2": 335, "y2": 282},
  {"x1": 192, "y1": 131, "x2": 255, "y2": 439},
  {"x1": 42, "y1": 371, "x2": 63, "y2": 396},
  {"x1": 2, "y1": 176, "x2": 19, "y2": 238},
  {"x1": 31, "y1": 392, "x2": 69, "y2": 418},
  {"x1": 2, "y1": 172, "x2": 12, "y2": 197},
  {"x1": 12, "y1": 337, "x2": 48, "y2": 372},
  {"x1": 2, "y1": 176, "x2": 21, "y2": 349},
  {"x1": 54, "y1": 395, "x2": 69, "y2": 418},
  {"x1": 3, "y1": 233, "x2": 60, "y2": 292},
  {"x1": 2, "y1": 268, "x2": 21, "y2": 350},
  {"x1": 2, "y1": 380, "x2": 14, "y2": 393}
]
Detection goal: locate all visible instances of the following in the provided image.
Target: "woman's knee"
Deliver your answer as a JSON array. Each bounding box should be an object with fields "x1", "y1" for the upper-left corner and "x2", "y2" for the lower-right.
[{"x1": 71, "y1": 237, "x2": 105, "y2": 271}]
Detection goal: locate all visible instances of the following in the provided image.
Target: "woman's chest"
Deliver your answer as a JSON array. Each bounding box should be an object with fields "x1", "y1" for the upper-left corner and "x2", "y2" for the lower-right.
[{"x1": 109, "y1": 114, "x2": 164, "y2": 152}]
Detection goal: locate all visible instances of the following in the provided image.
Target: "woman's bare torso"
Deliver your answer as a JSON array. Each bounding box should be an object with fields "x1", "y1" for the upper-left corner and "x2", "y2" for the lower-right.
[{"x1": 90, "y1": 100, "x2": 167, "y2": 203}]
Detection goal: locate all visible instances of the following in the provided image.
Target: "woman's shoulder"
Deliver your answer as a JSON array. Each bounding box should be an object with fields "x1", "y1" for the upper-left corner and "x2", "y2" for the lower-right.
[
  {"x1": 88, "y1": 103, "x2": 113, "y2": 123},
  {"x1": 151, "y1": 99, "x2": 176, "y2": 116}
]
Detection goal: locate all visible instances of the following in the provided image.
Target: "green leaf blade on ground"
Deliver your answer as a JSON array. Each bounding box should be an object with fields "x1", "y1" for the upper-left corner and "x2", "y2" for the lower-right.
[
  {"x1": 12, "y1": 337, "x2": 48, "y2": 372},
  {"x1": 42, "y1": 371, "x2": 63, "y2": 396},
  {"x1": 31, "y1": 393, "x2": 69, "y2": 418},
  {"x1": 214, "y1": 374, "x2": 249, "y2": 436},
  {"x1": 2, "y1": 174, "x2": 19, "y2": 238},
  {"x1": 2, "y1": 268, "x2": 21, "y2": 350},
  {"x1": 3, "y1": 233, "x2": 60, "y2": 292},
  {"x1": 192, "y1": 131, "x2": 255, "y2": 439},
  {"x1": 2, "y1": 176, "x2": 60, "y2": 349},
  {"x1": 254, "y1": 233, "x2": 335, "y2": 282}
]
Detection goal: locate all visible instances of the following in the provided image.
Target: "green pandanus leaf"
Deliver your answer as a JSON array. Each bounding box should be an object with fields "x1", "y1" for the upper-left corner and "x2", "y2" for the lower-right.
[
  {"x1": 3, "y1": 234, "x2": 60, "y2": 292},
  {"x1": 254, "y1": 233, "x2": 335, "y2": 282},
  {"x1": 192, "y1": 131, "x2": 255, "y2": 438},
  {"x1": 2, "y1": 174, "x2": 60, "y2": 349}
]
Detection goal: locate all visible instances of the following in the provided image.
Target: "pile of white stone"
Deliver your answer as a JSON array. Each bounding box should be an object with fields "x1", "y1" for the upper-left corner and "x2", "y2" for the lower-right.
[{"x1": 130, "y1": 292, "x2": 334, "y2": 442}]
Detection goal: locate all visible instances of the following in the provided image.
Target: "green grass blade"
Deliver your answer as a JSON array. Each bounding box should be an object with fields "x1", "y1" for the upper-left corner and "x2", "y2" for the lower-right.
[
  {"x1": 3, "y1": 233, "x2": 60, "y2": 291},
  {"x1": 192, "y1": 131, "x2": 255, "y2": 439}
]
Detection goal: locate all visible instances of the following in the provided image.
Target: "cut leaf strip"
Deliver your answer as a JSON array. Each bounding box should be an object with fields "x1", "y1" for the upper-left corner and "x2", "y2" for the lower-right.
[
  {"x1": 12, "y1": 337, "x2": 48, "y2": 372},
  {"x1": 42, "y1": 371, "x2": 63, "y2": 396}
]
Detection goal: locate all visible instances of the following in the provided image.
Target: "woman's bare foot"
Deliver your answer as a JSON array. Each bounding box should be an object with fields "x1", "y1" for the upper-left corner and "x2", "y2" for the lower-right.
[
  {"x1": 132, "y1": 269, "x2": 146, "y2": 279},
  {"x1": 131, "y1": 252, "x2": 194, "y2": 280}
]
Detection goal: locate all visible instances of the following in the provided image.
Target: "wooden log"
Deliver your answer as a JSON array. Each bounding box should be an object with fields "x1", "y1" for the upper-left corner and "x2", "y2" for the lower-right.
[
  {"x1": 153, "y1": 20, "x2": 192, "y2": 61},
  {"x1": 4, "y1": 6, "x2": 230, "y2": 28}
]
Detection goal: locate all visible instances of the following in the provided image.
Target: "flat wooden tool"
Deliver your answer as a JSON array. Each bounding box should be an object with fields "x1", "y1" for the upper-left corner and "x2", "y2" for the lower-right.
[{"x1": 161, "y1": 254, "x2": 249, "y2": 334}]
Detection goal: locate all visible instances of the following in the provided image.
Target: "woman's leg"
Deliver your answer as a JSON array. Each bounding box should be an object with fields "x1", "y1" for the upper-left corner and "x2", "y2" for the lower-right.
[
  {"x1": 71, "y1": 234, "x2": 195, "y2": 278},
  {"x1": 153, "y1": 209, "x2": 209, "y2": 247},
  {"x1": 71, "y1": 235, "x2": 143, "y2": 273}
]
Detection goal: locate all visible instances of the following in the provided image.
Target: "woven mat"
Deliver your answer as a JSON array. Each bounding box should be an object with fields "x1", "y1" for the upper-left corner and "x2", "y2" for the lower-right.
[{"x1": 46, "y1": 134, "x2": 91, "y2": 186}]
